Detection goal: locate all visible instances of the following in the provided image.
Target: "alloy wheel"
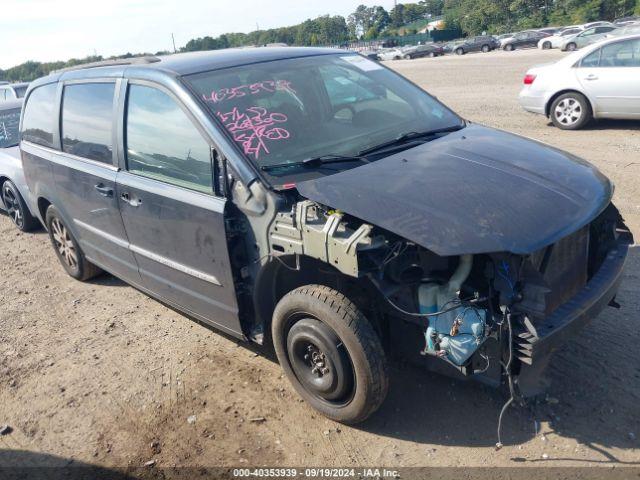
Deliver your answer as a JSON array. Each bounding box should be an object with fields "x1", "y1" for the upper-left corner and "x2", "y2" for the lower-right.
[
  {"x1": 554, "y1": 98, "x2": 582, "y2": 126},
  {"x1": 51, "y1": 218, "x2": 78, "y2": 270},
  {"x1": 2, "y1": 184, "x2": 23, "y2": 229}
]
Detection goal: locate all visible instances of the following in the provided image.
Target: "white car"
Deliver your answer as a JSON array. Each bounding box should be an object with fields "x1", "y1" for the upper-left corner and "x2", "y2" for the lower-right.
[
  {"x1": 538, "y1": 27, "x2": 584, "y2": 49},
  {"x1": 377, "y1": 48, "x2": 404, "y2": 61},
  {"x1": 519, "y1": 34, "x2": 640, "y2": 129}
]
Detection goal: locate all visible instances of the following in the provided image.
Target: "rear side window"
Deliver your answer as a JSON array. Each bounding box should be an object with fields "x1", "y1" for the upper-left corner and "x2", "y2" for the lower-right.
[
  {"x1": 125, "y1": 84, "x2": 212, "y2": 194},
  {"x1": 21, "y1": 83, "x2": 58, "y2": 148},
  {"x1": 61, "y1": 83, "x2": 115, "y2": 164},
  {"x1": 0, "y1": 107, "x2": 21, "y2": 148},
  {"x1": 600, "y1": 39, "x2": 640, "y2": 67}
]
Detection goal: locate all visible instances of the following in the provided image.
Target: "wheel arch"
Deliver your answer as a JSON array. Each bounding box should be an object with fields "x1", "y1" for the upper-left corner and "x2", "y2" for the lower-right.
[
  {"x1": 36, "y1": 197, "x2": 52, "y2": 227},
  {"x1": 252, "y1": 254, "x2": 387, "y2": 345},
  {"x1": 0, "y1": 176, "x2": 8, "y2": 206},
  {"x1": 545, "y1": 89, "x2": 595, "y2": 118}
]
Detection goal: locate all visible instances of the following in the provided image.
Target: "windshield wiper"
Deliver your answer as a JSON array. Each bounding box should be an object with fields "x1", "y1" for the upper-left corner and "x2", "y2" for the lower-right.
[
  {"x1": 358, "y1": 123, "x2": 466, "y2": 156},
  {"x1": 261, "y1": 154, "x2": 369, "y2": 172}
]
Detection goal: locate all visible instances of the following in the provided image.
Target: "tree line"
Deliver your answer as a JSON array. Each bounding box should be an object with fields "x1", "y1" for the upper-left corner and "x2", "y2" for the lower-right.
[{"x1": 2, "y1": 0, "x2": 639, "y2": 82}]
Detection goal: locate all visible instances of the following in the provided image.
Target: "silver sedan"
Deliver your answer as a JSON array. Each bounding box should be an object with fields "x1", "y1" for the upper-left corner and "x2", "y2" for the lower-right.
[{"x1": 519, "y1": 34, "x2": 640, "y2": 129}]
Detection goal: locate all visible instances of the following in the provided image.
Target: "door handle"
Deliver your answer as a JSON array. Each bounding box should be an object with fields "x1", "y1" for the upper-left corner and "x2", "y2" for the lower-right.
[
  {"x1": 585, "y1": 74, "x2": 598, "y2": 81},
  {"x1": 94, "y1": 184, "x2": 114, "y2": 197},
  {"x1": 120, "y1": 192, "x2": 142, "y2": 207}
]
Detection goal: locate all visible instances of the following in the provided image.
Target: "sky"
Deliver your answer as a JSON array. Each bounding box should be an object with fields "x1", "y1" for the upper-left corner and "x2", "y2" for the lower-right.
[{"x1": 1, "y1": 0, "x2": 408, "y2": 69}]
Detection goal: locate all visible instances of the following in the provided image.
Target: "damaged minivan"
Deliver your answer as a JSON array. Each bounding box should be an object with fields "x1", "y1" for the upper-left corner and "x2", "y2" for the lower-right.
[{"x1": 21, "y1": 48, "x2": 632, "y2": 424}]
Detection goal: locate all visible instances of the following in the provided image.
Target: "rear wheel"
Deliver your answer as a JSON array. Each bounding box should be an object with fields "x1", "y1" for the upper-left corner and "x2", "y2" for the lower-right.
[
  {"x1": 542, "y1": 41, "x2": 552, "y2": 49},
  {"x1": 481, "y1": 44, "x2": 490, "y2": 53},
  {"x1": 45, "y1": 205, "x2": 102, "y2": 281},
  {"x1": 566, "y1": 42, "x2": 577, "y2": 51},
  {"x1": 504, "y1": 43, "x2": 514, "y2": 51},
  {"x1": 428, "y1": 51, "x2": 435, "y2": 58},
  {"x1": 403, "y1": 54, "x2": 412, "y2": 60},
  {"x1": 550, "y1": 92, "x2": 591, "y2": 130},
  {"x1": 455, "y1": 47, "x2": 464, "y2": 55},
  {"x1": 2, "y1": 181, "x2": 37, "y2": 232},
  {"x1": 272, "y1": 285, "x2": 388, "y2": 424}
]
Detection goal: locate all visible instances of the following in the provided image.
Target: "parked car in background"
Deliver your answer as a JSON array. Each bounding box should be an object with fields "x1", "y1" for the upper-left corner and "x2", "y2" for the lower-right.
[
  {"x1": 19, "y1": 48, "x2": 632, "y2": 424},
  {"x1": 538, "y1": 26, "x2": 584, "y2": 49},
  {"x1": 0, "y1": 100, "x2": 38, "y2": 230},
  {"x1": 537, "y1": 27, "x2": 561, "y2": 36},
  {"x1": 495, "y1": 33, "x2": 515, "y2": 45},
  {"x1": 519, "y1": 35, "x2": 640, "y2": 129},
  {"x1": 450, "y1": 35, "x2": 500, "y2": 55},
  {"x1": 377, "y1": 48, "x2": 404, "y2": 61},
  {"x1": 611, "y1": 23, "x2": 640, "y2": 37},
  {"x1": 614, "y1": 16, "x2": 640, "y2": 26},
  {"x1": 583, "y1": 21, "x2": 616, "y2": 29},
  {"x1": 400, "y1": 43, "x2": 445, "y2": 59},
  {"x1": 502, "y1": 30, "x2": 551, "y2": 50},
  {"x1": 560, "y1": 25, "x2": 618, "y2": 51},
  {"x1": 0, "y1": 82, "x2": 29, "y2": 101}
]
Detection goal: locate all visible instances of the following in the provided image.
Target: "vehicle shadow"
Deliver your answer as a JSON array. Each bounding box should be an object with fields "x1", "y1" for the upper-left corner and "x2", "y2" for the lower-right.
[
  {"x1": 0, "y1": 449, "x2": 133, "y2": 480},
  {"x1": 545, "y1": 118, "x2": 640, "y2": 131},
  {"x1": 351, "y1": 244, "x2": 640, "y2": 462}
]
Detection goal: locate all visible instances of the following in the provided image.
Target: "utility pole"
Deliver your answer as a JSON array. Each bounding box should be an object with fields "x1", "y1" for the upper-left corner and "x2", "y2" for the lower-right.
[{"x1": 171, "y1": 33, "x2": 177, "y2": 53}]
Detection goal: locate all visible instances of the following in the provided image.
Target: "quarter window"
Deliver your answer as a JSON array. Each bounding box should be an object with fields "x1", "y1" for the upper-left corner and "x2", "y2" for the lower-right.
[
  {"x1": 21, "y1": 83, "x2": 58, "y2": 148},
  {"x1": 61, "y1": 83, "x2": 115, "y2": 164},
  {"x1": 125, "y1": 84, "x2": 212, "y2": 194},
  {"x1": 581, "y1": 49, "x2": 601, "y2": 67}
]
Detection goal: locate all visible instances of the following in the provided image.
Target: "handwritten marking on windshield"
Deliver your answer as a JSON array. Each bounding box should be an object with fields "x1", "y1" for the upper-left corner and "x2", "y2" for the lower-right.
[
  {"x1": 217, "y1": 106, "x2": 290, "y2": 159},
  {"x1": 203, "y1": 80, "x2": 296, "y2": 104}
]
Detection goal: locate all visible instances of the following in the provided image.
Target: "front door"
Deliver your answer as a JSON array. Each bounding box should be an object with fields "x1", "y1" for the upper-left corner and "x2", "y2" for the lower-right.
[
  {"x1": 53, "y1": 80, "x2": 141, "y2": 283},
  {"x1": 578, "y1": 38, "x2": 640, "y2": 117},
  {"x1": 116, "y1": 82, "x2": 243, "y2": 337}
]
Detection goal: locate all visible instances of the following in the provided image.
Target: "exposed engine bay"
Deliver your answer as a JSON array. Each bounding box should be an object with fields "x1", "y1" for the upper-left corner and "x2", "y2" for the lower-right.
[{"x1": 261, "y1": 198, "x2": 631, "y2": 395}]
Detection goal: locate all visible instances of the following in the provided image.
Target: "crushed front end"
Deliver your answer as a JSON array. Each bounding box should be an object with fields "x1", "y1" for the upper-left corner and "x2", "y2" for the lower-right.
[{"x1": 267, "y1": 199, "x2": 633, "y2": 397}]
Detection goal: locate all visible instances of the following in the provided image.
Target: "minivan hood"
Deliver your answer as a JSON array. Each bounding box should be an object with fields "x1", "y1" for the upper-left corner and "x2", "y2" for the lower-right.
[{"x1": 296, "y1": 124, "x2": 612, "y2": 256}]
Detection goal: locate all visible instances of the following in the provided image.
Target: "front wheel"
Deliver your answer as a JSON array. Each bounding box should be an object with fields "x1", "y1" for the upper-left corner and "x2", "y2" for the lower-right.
[
  {"x1": 45, "y1": 205, "x2": 102, "y2": 281},
  {"x1": 566, "y1": 42, "x2": 577, "y2": 51},
  {"x1": 455, "y1": 48, "x2": 464, "y2": 55},
  {"x1": 550, "y1": 92, "x2": 592, "y2": 130},
  {"x1": 403, "y1": 54, "x2": 412, "y2": 60},
  {"x1": 504, "y1": 44, "x2": 514, "y2": 51},
  {"x1": 2, "y1": 181, "x2": 38, "y2": 232},
  {"x1": 542, "y1": 41, "x2": 552, "y2": 49},
  {"x1": 481, "y1": 44, "x2": 490, "y2": 53},
  {"x1": 272, "y1": 285, "x2": 389, "y2": 424}
]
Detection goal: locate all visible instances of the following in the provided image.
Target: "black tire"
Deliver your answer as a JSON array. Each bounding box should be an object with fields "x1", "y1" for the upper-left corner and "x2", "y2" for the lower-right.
[
  {"x1": 272, "y1": 285, "x2": 389, "y2": 424},
  {"x1": 504, "y1": 43, "x2": 514, "y2": 51},
  {"x1": 1, "y1": 180, "x2": 38, "y2": 232},
  {"x1": 403, "y1": 54, "x2": 412, "y2": 60},
  {"x1": 542, "y1": 41, "x2": 552, "y2": 49},
  {"x1": 428, "y1": 51, "x2": 435, "y2": 58},
  {"x1": 45, "y1": 205, "x2": 102, "y2": 281},
  {"x1": 566, "y1": 42, "x2": 577, "y2": 51},
  {"x1": 481, "y1": 44, "x2": 490, "y2": 53},
  {"x1": 549, "y1": 92, "x2": 592, "y2": 130},
  {"x1": 455, "y1": 47, "x2": 464, "y2": 55}
]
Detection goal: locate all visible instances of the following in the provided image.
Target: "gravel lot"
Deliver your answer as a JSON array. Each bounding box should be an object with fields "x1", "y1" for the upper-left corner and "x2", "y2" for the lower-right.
[{"x1": 1, "y1": 48, "x2": 639, "y2": 473}]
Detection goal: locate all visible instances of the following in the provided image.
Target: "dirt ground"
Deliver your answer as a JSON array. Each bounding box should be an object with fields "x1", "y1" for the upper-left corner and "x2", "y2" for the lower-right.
[{"x1": 1, "y1": 48, "x2": 639, "y2": 473}]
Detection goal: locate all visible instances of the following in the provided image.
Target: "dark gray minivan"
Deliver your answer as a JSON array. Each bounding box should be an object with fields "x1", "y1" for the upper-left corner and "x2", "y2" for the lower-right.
[{"x1": 21, "y1": 48, "x2": 631, "y2": 424}]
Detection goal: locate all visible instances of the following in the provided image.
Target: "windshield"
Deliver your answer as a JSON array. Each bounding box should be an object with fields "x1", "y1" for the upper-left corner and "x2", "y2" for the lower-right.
[
  {"x1": 0, "y1": 107, "x2": 21, "y2": 148},
  {"x1": 186, "y1": 54, "x2": 462, "y2": 171}
]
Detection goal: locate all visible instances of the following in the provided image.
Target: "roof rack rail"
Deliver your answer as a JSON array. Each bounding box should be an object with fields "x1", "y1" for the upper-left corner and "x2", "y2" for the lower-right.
[{"x1": 53, "y1": 56, "x2": 161, "y2": 74}]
